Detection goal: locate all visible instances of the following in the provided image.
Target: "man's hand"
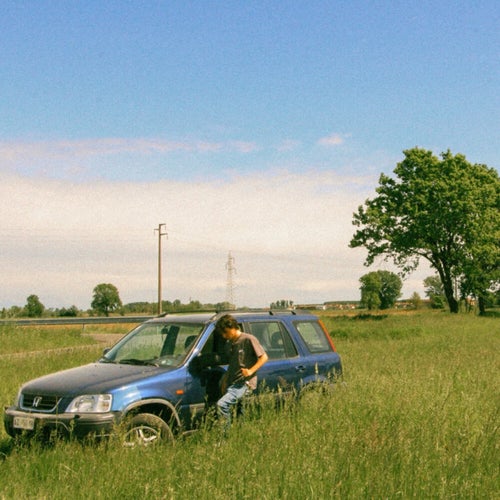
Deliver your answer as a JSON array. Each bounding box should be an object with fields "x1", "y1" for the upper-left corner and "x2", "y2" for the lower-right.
[{"x1": 241, "y1": 353, "x2": 268, "y2": 379}]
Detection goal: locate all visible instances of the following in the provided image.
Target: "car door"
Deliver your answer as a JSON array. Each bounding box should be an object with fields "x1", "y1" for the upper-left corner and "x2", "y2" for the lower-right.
[
  {"x1": 291, "y1": 319, "x2": 342, "y2": 381},
  {"x1": 244, "y1": 320, "x2": 304, "y2": 394},
  {"x1": 183, "y1": 324, "x2": 228, "y2": 421}
]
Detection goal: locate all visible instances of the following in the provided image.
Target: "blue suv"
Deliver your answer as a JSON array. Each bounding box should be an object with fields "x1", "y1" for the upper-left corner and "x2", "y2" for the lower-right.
[{"x1": 4, "y1": 311, "x2": 342, "y2": 445}]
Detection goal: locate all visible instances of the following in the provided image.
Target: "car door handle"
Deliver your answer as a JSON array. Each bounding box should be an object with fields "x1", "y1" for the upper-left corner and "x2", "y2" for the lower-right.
[{"x1": 295, "y1": 365, "x2": 306, "y2": 373}]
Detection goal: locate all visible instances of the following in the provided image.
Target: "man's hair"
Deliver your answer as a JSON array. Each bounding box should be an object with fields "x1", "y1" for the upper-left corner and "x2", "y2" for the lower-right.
[{"x1": 216, "y1": 314, "x2": 239, "y2": 332}]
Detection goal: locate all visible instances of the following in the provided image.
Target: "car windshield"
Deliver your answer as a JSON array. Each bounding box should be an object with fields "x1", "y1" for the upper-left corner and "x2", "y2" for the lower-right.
[{"x1": 102, "y1": 321, "x2": 205, "y2": 367}]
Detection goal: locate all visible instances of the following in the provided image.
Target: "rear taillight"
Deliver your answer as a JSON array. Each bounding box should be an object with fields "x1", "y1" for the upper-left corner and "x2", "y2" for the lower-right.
[{"x1": 318, "y1": 319, "x2": 337, "y2": 352}]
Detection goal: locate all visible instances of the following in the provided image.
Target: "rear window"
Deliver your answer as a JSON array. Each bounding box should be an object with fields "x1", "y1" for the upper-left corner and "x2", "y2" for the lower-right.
[{"x1": 294, "y1": 321, "x2": 333, "y2": 353}]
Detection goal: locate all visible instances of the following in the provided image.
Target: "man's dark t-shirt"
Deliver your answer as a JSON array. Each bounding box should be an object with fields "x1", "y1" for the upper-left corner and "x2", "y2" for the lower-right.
[{"x1": 225, "y1": 332, "x2": 266, "y2": 390}]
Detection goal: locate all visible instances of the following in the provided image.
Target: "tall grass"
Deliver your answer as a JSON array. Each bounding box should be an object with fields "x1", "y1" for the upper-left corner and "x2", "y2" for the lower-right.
[
  {"x1": 0, "y1": 312, "x2": 498, "y2": 499},
  {"x1": 0, "y1": 325, "x2": 97, "y2": 354},
  {"x1": 0, "y1": 324, "x2": 126, "y2": 410}
]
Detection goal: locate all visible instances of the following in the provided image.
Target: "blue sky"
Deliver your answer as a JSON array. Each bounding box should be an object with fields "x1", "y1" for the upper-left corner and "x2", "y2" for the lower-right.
[{"x1": 1, "y1": 1, "x2": 498, "y2": 309}]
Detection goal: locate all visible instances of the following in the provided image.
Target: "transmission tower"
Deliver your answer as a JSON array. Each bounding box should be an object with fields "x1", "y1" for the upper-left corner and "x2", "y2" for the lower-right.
[{"x1": 225, "y1": 251, "x2": 236, "y2": 309}]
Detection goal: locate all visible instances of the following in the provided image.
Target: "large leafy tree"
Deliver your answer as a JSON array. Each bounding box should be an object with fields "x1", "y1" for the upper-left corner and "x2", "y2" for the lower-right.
[
  {"x1": 350, "y1": 148, "x2": 499, "y2": 314},
  {"x1": 24, "y1": 294, "x2": 45, "y2": 317},
  {"x1": 359, "y1": 272, "x2": 381, "y2": 310},
  {"x1": 91, "y1": 283, "x2": 122, "y2": 316},
  {"x1": 359, "y1": 270, "x2": 402, "y2": 310}
]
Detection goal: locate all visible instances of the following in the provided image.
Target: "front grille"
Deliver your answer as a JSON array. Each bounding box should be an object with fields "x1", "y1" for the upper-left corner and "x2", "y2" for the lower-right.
[{"x1": 21, "y1": 394, "x2": 60, "y2": 412}]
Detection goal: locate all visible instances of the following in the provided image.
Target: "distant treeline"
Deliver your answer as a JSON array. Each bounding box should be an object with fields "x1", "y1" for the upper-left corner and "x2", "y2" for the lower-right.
[
  {"x1": 1, "y1": 299, "x2": 236, "y2": 319},
  {"x1": 122, "y1": 299, "x2": 234, "y2": 315}
]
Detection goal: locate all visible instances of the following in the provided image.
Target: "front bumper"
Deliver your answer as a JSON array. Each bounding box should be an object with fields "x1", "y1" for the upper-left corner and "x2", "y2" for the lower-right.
[{"x1": 4, "y1": 406, "x2": 121, "y2": 439}]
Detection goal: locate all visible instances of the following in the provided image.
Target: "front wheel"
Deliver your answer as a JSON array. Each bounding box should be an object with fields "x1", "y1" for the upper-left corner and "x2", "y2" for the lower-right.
[{"x1": 122, "y1": 413, "x2": 174, "y2": 447}]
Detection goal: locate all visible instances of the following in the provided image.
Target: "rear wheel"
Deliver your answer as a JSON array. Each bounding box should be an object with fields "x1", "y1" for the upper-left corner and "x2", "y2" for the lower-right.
[{"x1": 122, "y1": 413, "x2": 174, "y2": 447}]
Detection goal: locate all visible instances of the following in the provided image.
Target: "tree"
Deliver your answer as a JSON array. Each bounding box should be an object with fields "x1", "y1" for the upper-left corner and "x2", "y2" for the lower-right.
[
  {"x1": 24, "y1": 294, "x2": 45, "y2": 317},
  {"x1": 424, "y1": 275, "x2": 446, "y2": 309},
  {"x1": 359, "y1": 270, "x2": 402, "y2": 310},
  {"x1": 350, "y1": 148, "x2": 499, "y2": 313},
  {"x1": 270, "y1": 300, "x2": 294, "y2": 309},
  {"x1": 359, "y1": 272, "x2": 381, "y2": 310},
  {"x1": 91, "y1": 283, "x2": 122, "y2": 316},
  {"x1": 459, "y1": 238, "x2": 500, "y2": 314},
  {"x1": 378, "y1": 271, "x2": 403, "y2": 309},
  {"x1": 409, "y1": 292, "x2": 423, "y2": 309},
  {"x1": 57, "y1": 305, "x2": 80, "y2": 317}
]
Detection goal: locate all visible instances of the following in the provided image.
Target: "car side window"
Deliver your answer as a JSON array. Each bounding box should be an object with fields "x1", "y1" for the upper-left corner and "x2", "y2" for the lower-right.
[
  {"x1": 248, "y1": 322, "x2": 298, "y2": 359},
  {"x1": 200, "y1": 330, "x2": 223, "y2": 357},
  {"x1": 200, "y1": 322, "x2": 244, "y2": 356},
  {"x1": 294, "y1": 321, "x2": 333, "y2": 353}
]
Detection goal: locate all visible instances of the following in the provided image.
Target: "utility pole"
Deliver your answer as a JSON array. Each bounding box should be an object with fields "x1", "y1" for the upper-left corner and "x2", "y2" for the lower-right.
[
  {"x1": 155, "y1": 223, "x2": 168, "y2": 315},
  {"x1": 225, "y1": 251, "x2": 236, "y2": 309}
]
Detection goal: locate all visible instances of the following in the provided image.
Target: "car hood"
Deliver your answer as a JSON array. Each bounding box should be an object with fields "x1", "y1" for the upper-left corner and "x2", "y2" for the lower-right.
[{"x1": 20, "y1": 362, "x2": 171, "y2": 396}]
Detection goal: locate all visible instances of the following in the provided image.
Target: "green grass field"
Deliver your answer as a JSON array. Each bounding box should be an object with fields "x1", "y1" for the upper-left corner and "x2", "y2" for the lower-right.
[{"x1": 0, "y1": 312, "x2": 498, "y2": 499}]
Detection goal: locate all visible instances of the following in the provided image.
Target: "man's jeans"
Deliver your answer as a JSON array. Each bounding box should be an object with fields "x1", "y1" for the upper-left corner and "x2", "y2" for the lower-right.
[{"x1": 217, "y1": 383, "x2": 249, "y2": 429}]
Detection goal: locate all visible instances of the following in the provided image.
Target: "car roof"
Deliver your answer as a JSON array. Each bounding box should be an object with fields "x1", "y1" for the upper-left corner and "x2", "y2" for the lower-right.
[{"x1": 146, "y1": 310, "x2": 316, "y2": 324}]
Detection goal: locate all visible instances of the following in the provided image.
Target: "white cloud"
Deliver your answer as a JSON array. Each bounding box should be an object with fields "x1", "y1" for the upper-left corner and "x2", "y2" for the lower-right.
[
  {"x1": 227, "y1": 141, "x2": 259, "y2": 153},
  {"x1": 0, "y1": 170, "x2": 427, "y2": 309},
  {"x1": 276, "y1": 139, "x2": 301, "y2": 152},
  {"x1": 0, "y1": 138, "x2": 258, "y2": 166},
  {"x1": 317, "y1": 133, "x2": 346, "y2": 147}
]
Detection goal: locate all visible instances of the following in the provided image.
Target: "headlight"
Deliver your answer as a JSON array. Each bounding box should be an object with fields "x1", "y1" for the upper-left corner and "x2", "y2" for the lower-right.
[
  {"x1": 66, "y1": 394, "x2": 112, "y2": 413},
  {"x1": 15, "y1": 389, "x2": 23, "y2": 406}
]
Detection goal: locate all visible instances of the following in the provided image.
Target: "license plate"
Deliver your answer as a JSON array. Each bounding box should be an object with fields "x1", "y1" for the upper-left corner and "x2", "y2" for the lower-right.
[{"x1": 13, "y1": 416, "x2": 35, "y2": 430}]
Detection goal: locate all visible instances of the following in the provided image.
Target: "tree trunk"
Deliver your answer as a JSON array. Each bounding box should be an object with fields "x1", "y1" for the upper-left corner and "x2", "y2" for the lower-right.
[
  {"x1": 445, "y1": 291, "x2": 459, "y2": 313},
  {"x1": 436, "y1": 265, "x2": 459, "y2": 313},
  {"x1": 478, "y1": 296, "x2": 486, "y2": 316}
]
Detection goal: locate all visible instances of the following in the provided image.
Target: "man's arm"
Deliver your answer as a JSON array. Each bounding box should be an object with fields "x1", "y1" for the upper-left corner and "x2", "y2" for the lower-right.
[{"x1": 241, "y1": 352, "x2": 268, "y2": 379}]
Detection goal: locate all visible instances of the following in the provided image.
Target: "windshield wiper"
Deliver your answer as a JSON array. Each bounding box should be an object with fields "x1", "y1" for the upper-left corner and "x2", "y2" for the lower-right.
[
  {"x1": 119, "y1": 358, "x2": 159, "y2": 367},
  {"x1": 99, "y1": 357, "x2": 116, "y2": 364}
]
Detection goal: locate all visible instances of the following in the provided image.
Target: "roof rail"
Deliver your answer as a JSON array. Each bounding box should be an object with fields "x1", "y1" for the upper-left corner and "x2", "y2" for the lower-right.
[
  {"x1": 156, "y1": 309, "x2": 217, "y2": 317},
  {"x1": 268, "y1": 309, "x2": 297, "y2": 315},
  {"x1": 210, "y1": 308, "x2": 304, "y2": 321}
]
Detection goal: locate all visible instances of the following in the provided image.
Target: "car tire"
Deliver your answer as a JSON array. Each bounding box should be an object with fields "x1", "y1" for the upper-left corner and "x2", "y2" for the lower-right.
[{"x1": 122, "y1": 413, "x2": 174, "y2": 447}]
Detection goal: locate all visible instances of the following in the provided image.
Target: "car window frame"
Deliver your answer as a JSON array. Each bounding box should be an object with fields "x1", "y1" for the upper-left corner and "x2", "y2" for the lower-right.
[
  {"x1": 292, "y1": 320, "x2": 334, "y2": 354},
  {"x1": 245, "y1": 320, "x2": 298, "y2": 360}
]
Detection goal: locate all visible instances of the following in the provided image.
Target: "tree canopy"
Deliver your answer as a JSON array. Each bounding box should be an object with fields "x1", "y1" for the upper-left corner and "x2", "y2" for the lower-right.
[
  {"x1": 350, "y1": 148, "x2": 499, "y2": 313},
  {"x1": 359, "y1": 270, "x2": 402, "y2": 310},
  {"x1": 24, "y1": 294, "x2": 45, "y2": 317},
  {"x1": 91, "y1": 283, "x2": 122, "y2": 316},
  {"x1": 424, "y1": 275, "x2": 446, "y2": 309}
]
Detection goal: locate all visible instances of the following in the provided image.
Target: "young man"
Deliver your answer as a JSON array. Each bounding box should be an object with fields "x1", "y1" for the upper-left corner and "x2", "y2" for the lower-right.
[{"x1": 216, "y1": 314, "x2": 268, "y2": 428}]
